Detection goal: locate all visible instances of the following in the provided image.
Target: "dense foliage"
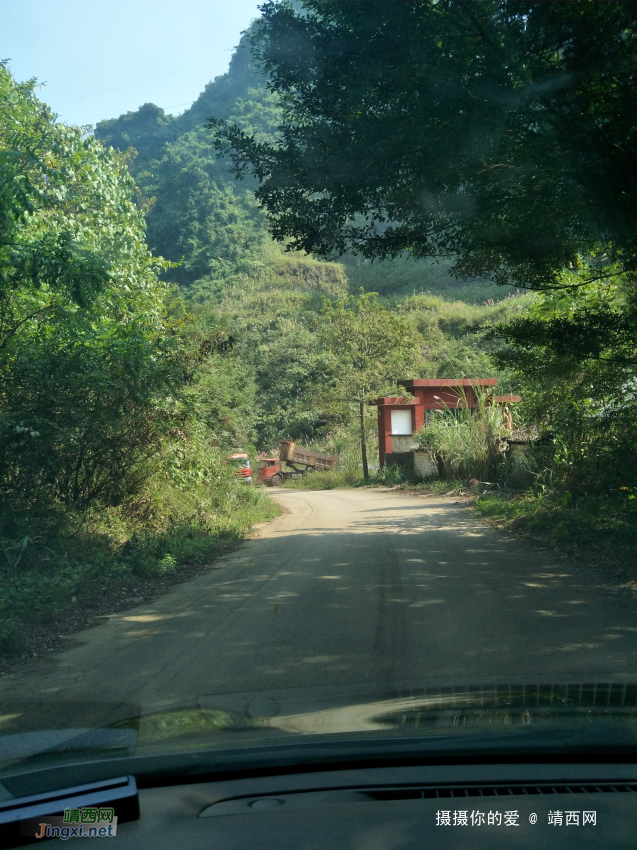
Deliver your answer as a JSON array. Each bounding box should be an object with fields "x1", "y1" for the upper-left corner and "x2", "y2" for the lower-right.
[
  {"x1": 0, "y1": 65, "x2": 278, "y2": 656},
  {"x1": 487, "y1": 278, "x2": 637, "y2": 490},
  {"x1": 210, "y1": 1, "x2": 637, "y2": 494},
  {"x1": 213, "y1": 1, "x2": 637, "y2": 286},
  {"x1": 0, "y1": 64, "x2": 182, "y2": 511},
  {"x1": 319, "y1": 290, "x2": 419, "y2": 478}
]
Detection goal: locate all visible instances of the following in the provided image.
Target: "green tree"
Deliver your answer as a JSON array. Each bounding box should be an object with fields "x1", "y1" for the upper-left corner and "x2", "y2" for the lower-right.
[
  {"x1": 319, "y1": 290, "x2": 418, "y2": 479},
  {"x1": 0, "y1": 65, "x2": 112, "y2": 341},
  {"x1": 137, "y1": 135, "x2": 268, "y2": 287},
  {"x1": 181, "y1": 314, "x2": 259, "y2": 452},
  {"x1": 211, "y1": 1, "x2": 637, "y2": 492},
  {"x1": 213, "y1": 1, "x2": 637, "y2": 290},
  {"x1": 252, "y1": 316, "x2": 340, "y2": 448},
  {"x1": 486, "y1": 278, "x2": 637, "y2": 489},
  {"x1": 0, "y1": 65, "x2": 183, "y2": 511}
]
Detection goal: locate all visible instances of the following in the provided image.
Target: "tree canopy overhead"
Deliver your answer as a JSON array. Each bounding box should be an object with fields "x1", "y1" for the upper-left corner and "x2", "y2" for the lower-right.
[{"x1": 212, "y1": 0, "x2": 637, "y2": 291}]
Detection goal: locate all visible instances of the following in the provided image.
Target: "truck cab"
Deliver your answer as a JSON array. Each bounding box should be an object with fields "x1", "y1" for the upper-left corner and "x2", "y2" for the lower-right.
[
  {"x1": 257, "y1": 458, "x2": 283, "y2": 487},
  {"x1": 228, "y1": 453, "x2": 253, "y2": 484}
]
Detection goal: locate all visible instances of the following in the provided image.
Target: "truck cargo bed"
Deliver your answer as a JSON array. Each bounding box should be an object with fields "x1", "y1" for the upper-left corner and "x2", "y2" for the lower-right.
[{"x1": 279, "y1": 440, "x2": 338, "y2": 470}]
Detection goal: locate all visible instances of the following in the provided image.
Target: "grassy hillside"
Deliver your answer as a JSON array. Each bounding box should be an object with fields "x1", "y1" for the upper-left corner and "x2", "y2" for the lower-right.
[
  {"x1": 94, "y1": 27, "x2": 532, "y2": 458},
  {"x1": 184, "y1": 244, "x2": 532, "y2": 453}
]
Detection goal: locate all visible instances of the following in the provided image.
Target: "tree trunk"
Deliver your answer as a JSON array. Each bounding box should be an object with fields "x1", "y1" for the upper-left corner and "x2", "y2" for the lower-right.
[{"x1": 359, "y1": 399, "x2": 369, "y2": 480}]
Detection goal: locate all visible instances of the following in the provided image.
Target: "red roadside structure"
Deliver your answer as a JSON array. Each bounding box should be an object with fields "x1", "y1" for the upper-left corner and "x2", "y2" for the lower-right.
[{"x1": 372, "y1": 378, "x2": 520, "y2": 468}]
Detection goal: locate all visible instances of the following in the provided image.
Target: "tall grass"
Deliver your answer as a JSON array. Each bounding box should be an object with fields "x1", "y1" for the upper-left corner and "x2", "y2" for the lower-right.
[
  {"x1": 282, "y1": 465, "x2": 364, "y2": 489},
  {"x1": 416, "y1": 390, "x2": 509, "y2": 481}
]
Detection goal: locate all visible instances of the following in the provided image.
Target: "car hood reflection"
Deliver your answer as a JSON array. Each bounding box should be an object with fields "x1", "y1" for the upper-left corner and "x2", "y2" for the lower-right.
[{"x1": 4, "y1": 682, "x2": 637, "y2": 773}]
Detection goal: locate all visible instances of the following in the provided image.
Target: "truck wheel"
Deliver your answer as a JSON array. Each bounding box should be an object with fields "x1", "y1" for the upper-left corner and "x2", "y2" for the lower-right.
[{"x1": 271, "y1": 474, "x2": 283, "y2": 487}]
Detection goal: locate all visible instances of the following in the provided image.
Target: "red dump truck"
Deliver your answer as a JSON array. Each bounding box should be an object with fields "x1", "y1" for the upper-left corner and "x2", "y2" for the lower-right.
[
  {"x1": 256, "y1": 440, "x2": 338, "y2": 487},
  {"x1": 227, "y1": 452, "x2": 253, "y2": 484}
]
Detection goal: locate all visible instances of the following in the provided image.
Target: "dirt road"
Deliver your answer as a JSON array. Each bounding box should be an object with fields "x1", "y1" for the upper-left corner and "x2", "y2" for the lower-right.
[{"x1": 3, "y1": 488, "x2": 637, "y2": 737}]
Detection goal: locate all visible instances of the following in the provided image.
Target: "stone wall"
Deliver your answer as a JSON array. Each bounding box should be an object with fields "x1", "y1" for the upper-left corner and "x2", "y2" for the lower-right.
[
  {"x1": 386, "y1": 432, "x2": 438, "y2": 479},
  {"x1": 390, "y1": 435, "x2": 419, "y2": 454},
  {"x1": 414, "y1": 452, "x2": 438, "y2": 479},
  {"x1": 384, "y1": 452, "x2": 414, "y2": 475},
  {"x1": 384, "y1": 450, "x2": 438, "y2": 480}
]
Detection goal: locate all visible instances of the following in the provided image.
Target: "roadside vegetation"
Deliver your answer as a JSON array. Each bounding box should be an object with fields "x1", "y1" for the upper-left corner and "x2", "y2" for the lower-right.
[
  {"x1": 0, "y1": 479, "x2": 279, "y2": 659},
  {"x1": 0, "y1": 65, "x2": 278, "y2": 660},
  {"x1": 475, "y1": 491, "x2": 637, "y2": 577}
]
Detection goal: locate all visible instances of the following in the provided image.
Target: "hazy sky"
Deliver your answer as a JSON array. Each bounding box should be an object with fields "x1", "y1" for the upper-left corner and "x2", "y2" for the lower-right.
[{"x1": 0, "y1": 0, "x2": 263, "y2": 127}]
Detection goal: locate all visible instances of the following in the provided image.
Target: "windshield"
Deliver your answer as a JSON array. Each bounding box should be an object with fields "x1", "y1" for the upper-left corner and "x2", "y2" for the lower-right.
[{"x1": 2, "y1": 0, "x2": 637, "y2": 789}]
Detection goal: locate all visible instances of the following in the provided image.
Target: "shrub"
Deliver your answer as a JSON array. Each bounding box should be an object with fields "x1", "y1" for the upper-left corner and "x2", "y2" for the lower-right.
[
  {"x1": 374, "y1": 463, "x2": 409, "y2": 485},
  {"x1": 416, "y1": 391, "x2": 509, "y2": 481},
  {"x1": 0, "y1": 469, "x2": 280, "y2": 655}
]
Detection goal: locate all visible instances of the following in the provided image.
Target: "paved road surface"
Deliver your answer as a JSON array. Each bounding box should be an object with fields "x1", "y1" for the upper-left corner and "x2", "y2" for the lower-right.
[{"x1": 3, "y1": 488, "x2": 637, "y2": 739}]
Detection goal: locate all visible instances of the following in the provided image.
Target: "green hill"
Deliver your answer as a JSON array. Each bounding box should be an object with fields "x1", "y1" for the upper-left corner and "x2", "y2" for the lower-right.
[
  {"x1": 94, "y1": 28, "x2": 531, "y2": 452},
  {"x1": 95, "y1": 29, "x2": 515, "y2": 304}
]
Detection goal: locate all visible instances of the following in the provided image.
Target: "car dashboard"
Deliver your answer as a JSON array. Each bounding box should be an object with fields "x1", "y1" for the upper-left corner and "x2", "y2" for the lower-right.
[{"x1": 47, "y1": 761, "x2": 637, "y2": 848}]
